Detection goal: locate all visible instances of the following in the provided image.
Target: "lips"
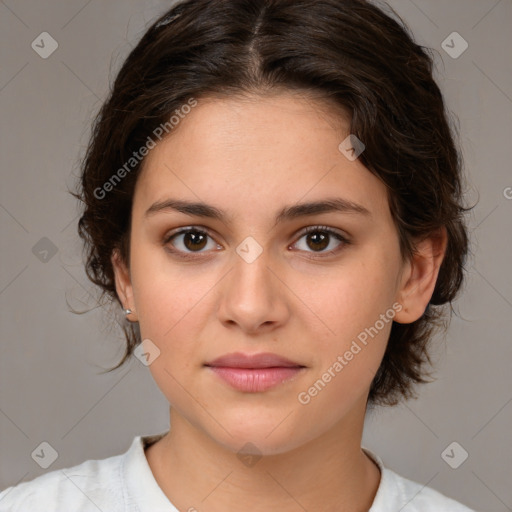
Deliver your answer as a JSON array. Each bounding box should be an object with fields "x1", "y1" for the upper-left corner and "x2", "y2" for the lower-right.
[
  {"x1": 204, "y1": 351, "x2": 304, "y2": 369},
  {"x1": 204, "y1": 352, "x2": 306, "y2": 392}
]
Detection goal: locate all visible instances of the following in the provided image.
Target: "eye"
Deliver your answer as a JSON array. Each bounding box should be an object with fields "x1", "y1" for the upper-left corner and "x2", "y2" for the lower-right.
[
  {"x1": 163, "y1": 227, "x2": 220, "y2": 258},
  {"x1": 291, "y1": 225, "x2": 350, "y2": 257}
]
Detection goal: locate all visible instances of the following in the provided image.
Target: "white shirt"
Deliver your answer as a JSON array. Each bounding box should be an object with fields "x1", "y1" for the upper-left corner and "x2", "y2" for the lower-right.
[{"x1": 0, "y1": 432, "x2": 476, "y2": 511}]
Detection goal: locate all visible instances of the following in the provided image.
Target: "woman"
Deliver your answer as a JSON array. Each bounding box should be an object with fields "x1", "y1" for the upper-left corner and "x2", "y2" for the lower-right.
[{"x1": 0, "y1": 0, "x2": 475, "y2": 510}]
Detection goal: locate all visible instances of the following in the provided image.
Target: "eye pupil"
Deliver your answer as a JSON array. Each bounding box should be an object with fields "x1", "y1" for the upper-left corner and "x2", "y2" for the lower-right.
[
  {"x1": 307, "y1": 231, "x2": 329, "y2": 251},
  {"x1": 184, "y1": 232, "x2": 207, "y2": 251}
]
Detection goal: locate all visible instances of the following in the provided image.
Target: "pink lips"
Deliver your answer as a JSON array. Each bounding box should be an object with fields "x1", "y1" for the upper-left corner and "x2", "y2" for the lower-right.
[{"x1": 204, "y1": 352, "x2": 306, "y2": 392}]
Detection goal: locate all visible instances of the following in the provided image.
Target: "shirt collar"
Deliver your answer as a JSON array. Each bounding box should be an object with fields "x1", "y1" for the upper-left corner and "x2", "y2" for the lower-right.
[
  {"x1": 363, "y1": 446, "x2": 403, "y2": 510},
  {"x1": 123, "y1": 432, "x2": 177, "y2": 512}
]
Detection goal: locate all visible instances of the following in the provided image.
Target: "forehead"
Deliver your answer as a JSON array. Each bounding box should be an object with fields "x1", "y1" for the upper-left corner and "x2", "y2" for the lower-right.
[{"x1": 133, "y1": 92, "x2": 389, "y2": 221}]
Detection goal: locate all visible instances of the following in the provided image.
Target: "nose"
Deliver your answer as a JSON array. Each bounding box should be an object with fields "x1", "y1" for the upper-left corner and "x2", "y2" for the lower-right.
[{"x1": 216, "y1": 245, "x2": 290, "y2": 335}]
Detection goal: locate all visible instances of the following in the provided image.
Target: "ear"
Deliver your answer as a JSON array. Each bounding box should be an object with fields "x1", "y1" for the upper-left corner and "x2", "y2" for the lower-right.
[
  {"x1": 111, "y1": 249, "x2": 137, "y2": 320},
  {"x1": 394, "y1": 228, "x2": 448, "y2": 324}
]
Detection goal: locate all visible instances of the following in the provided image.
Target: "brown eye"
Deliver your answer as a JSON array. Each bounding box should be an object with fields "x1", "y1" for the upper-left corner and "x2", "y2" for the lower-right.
[
  {"x1": 182, "y1": 231, "x2": 208, "y2": 251},
  {"x1": 164, "y1": 227, "x2": 219, "y2": 255},
  {"x1": 292, "y1": 226, "x2": 350, "y2": 256},
  {"x1": 305, "y1": 231, "x2": 330, "y2": 251}
]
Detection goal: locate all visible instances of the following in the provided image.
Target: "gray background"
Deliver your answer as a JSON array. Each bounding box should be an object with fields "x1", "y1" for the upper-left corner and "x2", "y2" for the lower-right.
[{"x1": 0, "y1": 1, "x2": 511, "y2": 510}]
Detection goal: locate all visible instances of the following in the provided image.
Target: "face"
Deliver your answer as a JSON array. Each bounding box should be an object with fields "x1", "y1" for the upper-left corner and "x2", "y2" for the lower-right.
[{"x1": 113, "y1": 92, "x2": 416, "y2": 456}]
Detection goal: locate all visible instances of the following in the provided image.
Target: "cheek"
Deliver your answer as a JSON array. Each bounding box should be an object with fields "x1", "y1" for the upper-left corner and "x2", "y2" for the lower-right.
[
  {"x1": 295, "y1": 255, "x2": 399, "y2": 392},
  {"x1": 305, "y1": 256, "x2": 399, "y2": 342},
  {"x1": 130, "y1": 259, "x2": 233, "y2": 401},
  {"x1": 130, "y1": 241, "x2": 216, "y2": 341},
  {"x1": 294, "y1": 289, "x2": 393, "y2": 423}
]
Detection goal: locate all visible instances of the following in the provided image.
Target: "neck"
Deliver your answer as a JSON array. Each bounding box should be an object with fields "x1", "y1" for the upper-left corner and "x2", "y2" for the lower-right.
[{"x1": 145, "y1": 404, "x2": 381, "y2": 512}]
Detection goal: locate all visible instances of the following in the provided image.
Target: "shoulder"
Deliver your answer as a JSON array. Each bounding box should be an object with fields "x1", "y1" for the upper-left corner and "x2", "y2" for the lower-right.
[
  {"x1": 385, "y1": 468, "x2": 476, "y2": 511},
  {"x1": 0, "y1": 449, "x2": 127, "y2": 512},
  {"x1": 363, "y1": 448, "x2": 477, "y2": 512}
]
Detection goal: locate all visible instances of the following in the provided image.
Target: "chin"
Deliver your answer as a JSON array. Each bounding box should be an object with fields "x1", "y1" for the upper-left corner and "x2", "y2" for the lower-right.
[
  {"x1": 218, "y1": 432, "x2": 304, "y2": 458},
  {"x1": 205, "y1": 414, "x2": 308, "y2": 457}
]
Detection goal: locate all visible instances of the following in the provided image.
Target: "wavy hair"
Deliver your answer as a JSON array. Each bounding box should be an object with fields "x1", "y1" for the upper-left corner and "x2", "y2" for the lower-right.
[{"x1": 71, "y1": 0, "x2": 470, "y2": 406}]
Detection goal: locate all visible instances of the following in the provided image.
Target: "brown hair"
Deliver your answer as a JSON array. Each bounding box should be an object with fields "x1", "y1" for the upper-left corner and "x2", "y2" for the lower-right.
[{"x1": 71, "y1": 0, "x2": 470, "y2": 406}]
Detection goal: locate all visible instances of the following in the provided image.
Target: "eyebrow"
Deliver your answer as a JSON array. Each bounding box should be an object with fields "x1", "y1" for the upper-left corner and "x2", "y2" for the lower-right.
[{"x1": 144, "y1": 197, "x2": 371, "y2": 225}]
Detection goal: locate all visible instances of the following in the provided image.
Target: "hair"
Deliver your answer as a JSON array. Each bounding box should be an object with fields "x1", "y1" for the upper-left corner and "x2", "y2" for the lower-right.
[{"x1": 71, "y1": 0, "x2": 470, "y2": 406}]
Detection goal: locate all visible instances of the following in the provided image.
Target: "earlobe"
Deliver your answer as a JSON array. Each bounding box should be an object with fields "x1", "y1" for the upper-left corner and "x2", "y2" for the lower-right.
[
  {"x1": 394, "y1": 228, "x2": 447, "y2": 324},
  {"x1": 111, "y1": 249, "x2": 136, "y2": 317}
]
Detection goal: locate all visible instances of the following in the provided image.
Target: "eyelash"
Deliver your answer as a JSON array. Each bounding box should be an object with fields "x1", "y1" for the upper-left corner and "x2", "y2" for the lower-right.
[{"x1": 162, "y1": 225, "x2": 351, "y2": 261}]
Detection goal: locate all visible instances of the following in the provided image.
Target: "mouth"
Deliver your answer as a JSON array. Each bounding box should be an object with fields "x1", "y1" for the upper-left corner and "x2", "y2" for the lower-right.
[
  {"x1": 204, "y1": 352, "x2": 306, "y2": 392},
  {"x1": 204, "y1": 351, "x2": 305, "y2": 369}
]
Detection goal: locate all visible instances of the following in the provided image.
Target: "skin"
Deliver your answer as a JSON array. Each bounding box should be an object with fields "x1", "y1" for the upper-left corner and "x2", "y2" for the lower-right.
[{"x1": 112, "y1": 91, "x2": 447, "y2": 512}]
